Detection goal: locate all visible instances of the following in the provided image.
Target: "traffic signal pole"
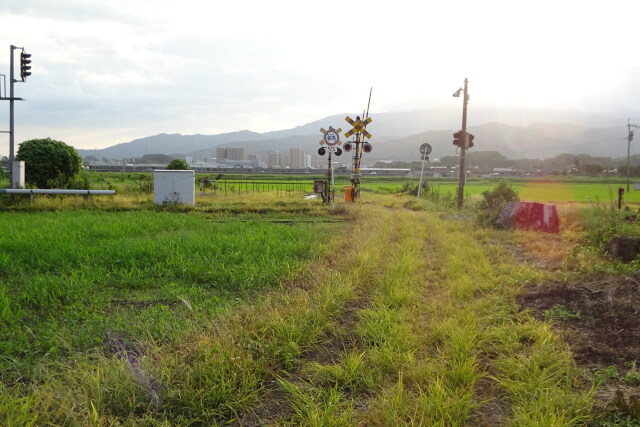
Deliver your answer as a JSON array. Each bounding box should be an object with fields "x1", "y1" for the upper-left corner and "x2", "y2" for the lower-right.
[
  {"x1": 457, "y1": 78, "x2": 469, "y2": 210},
  {"x1": 6, "y1": 45, "x2": 29, "y2": 189},
  {"x1": 9, "y1": 45, "x2": 16, "y2": 188}
]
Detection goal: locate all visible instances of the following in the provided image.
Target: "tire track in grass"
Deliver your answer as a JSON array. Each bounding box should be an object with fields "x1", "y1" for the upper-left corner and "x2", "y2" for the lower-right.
[
  {"x1": 359, "y1": 209, "x2": 592, "y2": 426},
  {"x1": 278, "y1": 206, "x2": 592, "y2": 426},
  {"x1": 224, "y1": 204, "x2": 400, "y2": 425},
  {"x1": 236, "y1": 205, "x2": 592, "y2": 426},
  {"x1": 266, "y1": 208, "x2": 430, "y2": 425}
]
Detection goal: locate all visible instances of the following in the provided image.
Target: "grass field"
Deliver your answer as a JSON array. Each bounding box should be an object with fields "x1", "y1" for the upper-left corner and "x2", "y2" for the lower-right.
[
  {"x1": 0, "y1": 209, "x2": 340, "y2": 380},
  {"x1": 1, "y1": 173, "x2": 639, "y2": 424}
]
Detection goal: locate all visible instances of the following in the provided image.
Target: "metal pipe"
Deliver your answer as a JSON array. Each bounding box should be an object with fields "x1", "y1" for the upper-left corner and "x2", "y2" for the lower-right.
[
  {"x1": 0, "y1": 189, "x2": 115, "y2": 195},
  {"x1": 417, "y1": 155, "x2": 427, "y2": 200}
]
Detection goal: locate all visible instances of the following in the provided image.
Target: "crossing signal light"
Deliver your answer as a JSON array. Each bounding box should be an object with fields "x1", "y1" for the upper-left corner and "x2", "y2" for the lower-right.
[
  {"x1": 453, "y1": 131, "x2": 463, "y2": 147},
  {"x1": 318, "y1": 147, "x2": 326, "y2": 156},
  {"x1": 20, "y1": 52, "x2": 32, "y2": 80},
  {"x1": 335, "y1": 147, "x2": 343, "y2": 156},
  {"x1": 363, "y1": 142, "x2": 372, "y2": 153},
  {"x1": 343, "y1": 142, "x2": 352, "y2": 152},
  {"x1": 467, "y1": 133, "x2": 475, "y2": 148}
]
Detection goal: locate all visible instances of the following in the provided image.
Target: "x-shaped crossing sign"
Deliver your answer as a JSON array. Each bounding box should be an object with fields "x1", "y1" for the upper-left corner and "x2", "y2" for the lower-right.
[{"x1": 344, "y1": 115, "x2": 372, "y2": 139}]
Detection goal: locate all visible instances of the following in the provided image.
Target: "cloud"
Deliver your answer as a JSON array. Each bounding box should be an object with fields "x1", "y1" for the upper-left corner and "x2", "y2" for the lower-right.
[{"x1": 0, "y1": 0, "x2": 147, "y2": 24}]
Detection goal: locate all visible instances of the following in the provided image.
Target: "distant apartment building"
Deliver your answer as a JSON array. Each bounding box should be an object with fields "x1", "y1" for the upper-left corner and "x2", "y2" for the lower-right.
[
  {"x1": 216, "y1": 147, "x2": 247, "y2": 161},
  {"x1": 289, "y1": 148, "x2": 306, "y2": 169},
  {"x1": 267, "y1": 151, "x2": 285, "y2": 168},
  {"x1": 311, "y1": 155, "x2": 326, "y2": 169},
  {"x1": 248, "y1": 154, "x2": 264, "y2": 167}
]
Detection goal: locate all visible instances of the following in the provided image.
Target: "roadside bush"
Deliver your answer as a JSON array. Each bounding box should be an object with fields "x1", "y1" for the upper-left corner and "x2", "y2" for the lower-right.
[
  {"x1": 580, "y1": 195, "x2": 640, "y2": 250},
  {"x1": 476, "y1": 181, "x2": 519, "y2": 226},
  {"x1": 426, "y1": 185, "x2": 456, "y2": 208},
  {"x1": 16, "y1": 138, "x2": 83, "y2": 188},
  {"x1": 397, "y1": 181, "x2": 457, "y2": 209},
  {"x1": 166, "y1": 159, "x2": 191, "y2": 170},
  {"x1": 397, "y1": 180, "x2": 428, "y2": 196},
  {"x1": 138, "y1": 174, "x2": 153, "y2": 193}
]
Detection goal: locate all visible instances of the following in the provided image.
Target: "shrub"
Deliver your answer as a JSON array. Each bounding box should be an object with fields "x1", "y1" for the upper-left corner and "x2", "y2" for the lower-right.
[
  {"x1": 166, "y1": 159, "x2": 191, "y2": 170},
  {"x1": 580, "y1": 190, "x2": 640, "y2": 250},
  {"x1": 397, "y1": 181, "x2": 428, "y2": 196},
  {"x1": 15, "y1": 138, "x2": 83, "y2": 188},
  {"x1": 478, "y1": 181, "x2": 519, "y2": 211},
  {"x1": 476, "y1": 181, "x2": 519, "y2": 226}
]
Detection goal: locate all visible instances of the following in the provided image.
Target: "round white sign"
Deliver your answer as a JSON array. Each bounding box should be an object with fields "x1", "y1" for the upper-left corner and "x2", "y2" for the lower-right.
[{"x1": 324, "y1": 131, "x2": 340, "y2": 146}]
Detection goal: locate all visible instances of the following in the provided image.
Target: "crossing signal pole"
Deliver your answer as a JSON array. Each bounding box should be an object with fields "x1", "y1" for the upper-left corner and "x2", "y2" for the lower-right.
[{"x1": 344, "y1": 88, "x2": 373, "y2": 202}]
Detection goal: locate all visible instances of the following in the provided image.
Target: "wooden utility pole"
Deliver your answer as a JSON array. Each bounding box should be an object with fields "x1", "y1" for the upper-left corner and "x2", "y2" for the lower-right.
[
  {"x1": 456, "y1": 78, "x2": 469, "y2": 210},
  {"x1": 627, "y1": 119, "x2": 638, "y2": 193}
]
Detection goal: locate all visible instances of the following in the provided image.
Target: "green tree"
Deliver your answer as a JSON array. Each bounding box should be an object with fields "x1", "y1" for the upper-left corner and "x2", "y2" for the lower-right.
[
  {"x1": 16, "y1": 138, "x2": 83, "y2": 188},
  {"x1": 166, "y1": 158, "x2": 191, "y2": 170}
]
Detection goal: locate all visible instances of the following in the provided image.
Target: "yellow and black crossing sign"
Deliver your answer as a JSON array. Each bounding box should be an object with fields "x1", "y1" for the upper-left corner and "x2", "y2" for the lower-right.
[{"x1": 344, "y1": 115, "x2": 372, "y2": 139}]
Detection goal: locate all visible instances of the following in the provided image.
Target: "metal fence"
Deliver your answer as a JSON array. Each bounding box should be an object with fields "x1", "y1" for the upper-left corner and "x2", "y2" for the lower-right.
[{"x1": 203, "y1": 180, "x2": 313, "y2": 196}]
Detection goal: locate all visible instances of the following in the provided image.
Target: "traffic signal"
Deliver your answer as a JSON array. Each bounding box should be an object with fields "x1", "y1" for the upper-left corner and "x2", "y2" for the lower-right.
[
  {"x1": 453, "y1": 131, "x2": 463, "y2": 147},
  {"x1": 20, "y1": 52, "x2": 32, "y2": 81},
  {"x1": 343, "y1": 142, "x2": 352, "y2": 152},
  {"x1": 467, "y1": 133, "x2": 475, "y2": 148},
  {"x1": 363, "y1": 142, "x2": 372, "y2": 153}
]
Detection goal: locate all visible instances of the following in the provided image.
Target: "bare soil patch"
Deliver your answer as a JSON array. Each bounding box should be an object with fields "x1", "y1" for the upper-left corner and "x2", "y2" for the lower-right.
[{"x1": 518, "y1": 272, "x2": 640, "y2": 416}]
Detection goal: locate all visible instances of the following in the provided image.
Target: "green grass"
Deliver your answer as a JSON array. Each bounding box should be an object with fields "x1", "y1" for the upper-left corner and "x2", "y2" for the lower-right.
[
  {"x1": 0, "y1": 210, "x2": 338, "y2": 381},
  {"x1": 0, "y1": 182, "x2": 608, "y2": 424}
]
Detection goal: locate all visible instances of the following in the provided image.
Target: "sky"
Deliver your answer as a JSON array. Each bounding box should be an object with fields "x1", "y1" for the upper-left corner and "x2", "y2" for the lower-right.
[{"x1": 1, "y1": 0, "x2": 640, "y2": 156}]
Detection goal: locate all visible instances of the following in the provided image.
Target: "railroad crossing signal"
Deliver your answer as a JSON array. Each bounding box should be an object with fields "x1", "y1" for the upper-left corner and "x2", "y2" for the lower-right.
[{"x1": 344, "y1": 115, "x2": 372, "y2": 139}]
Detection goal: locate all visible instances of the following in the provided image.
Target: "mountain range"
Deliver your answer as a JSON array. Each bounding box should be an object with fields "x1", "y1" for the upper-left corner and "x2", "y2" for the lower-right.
[{"x1": 77, "y1": 107, "x2": 631, "y2": 162}]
